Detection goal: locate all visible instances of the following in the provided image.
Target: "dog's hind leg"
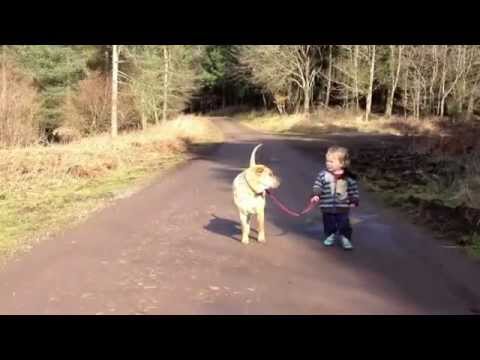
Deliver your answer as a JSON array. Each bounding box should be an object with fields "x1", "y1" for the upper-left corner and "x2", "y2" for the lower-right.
[{"x1": 240, "y1": 212, "x2": 251, "y2": 244}]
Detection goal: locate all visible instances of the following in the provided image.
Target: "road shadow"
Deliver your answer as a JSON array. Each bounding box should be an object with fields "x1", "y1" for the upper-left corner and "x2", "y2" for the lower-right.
[
  {"x1": 204, "y1": 213, "x2": 259, "y2": 243},
  {"x1": 197, "y1": 122, "x2": 480, "y2": 314}
]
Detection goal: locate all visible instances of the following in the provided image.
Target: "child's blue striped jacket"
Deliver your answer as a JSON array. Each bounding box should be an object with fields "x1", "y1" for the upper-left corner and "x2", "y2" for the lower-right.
[{"x1": 312, "y1": 169, "x2": 359, "y2": 213}]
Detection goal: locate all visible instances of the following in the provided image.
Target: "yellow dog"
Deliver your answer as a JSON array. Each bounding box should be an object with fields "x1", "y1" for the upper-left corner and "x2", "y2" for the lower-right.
[{"x1": 233, "y1": 144, "x2": 280, "y2": 244}]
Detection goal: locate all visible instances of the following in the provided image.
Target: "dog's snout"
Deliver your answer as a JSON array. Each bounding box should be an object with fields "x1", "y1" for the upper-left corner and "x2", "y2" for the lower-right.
[{"x1": 272, "y1": 175, "x2": 281, "y2": 188}]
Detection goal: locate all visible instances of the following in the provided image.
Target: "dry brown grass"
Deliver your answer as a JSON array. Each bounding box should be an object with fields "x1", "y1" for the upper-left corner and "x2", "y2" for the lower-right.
[
  {"x1": 61, "y1": 71, "x2": 111, "y2": 135},
  {"x1": 238, "y1": 108, "x2": 450, "y2": 137},
  {"x1": 0, "y1": 59, "x2": 41, "y2": 147},
  {"x1": 0, "y1": 115, "x2": 223, "y2": 261},
  {"x1": 239, "y1": 107, "x2": 480, "y2": 159},
  {"x1": 62, "y1": 70, "x2": 146, "y2": 135},
  {"x1": 238, "y1": 108, "x2": 480, "y2": 256}
]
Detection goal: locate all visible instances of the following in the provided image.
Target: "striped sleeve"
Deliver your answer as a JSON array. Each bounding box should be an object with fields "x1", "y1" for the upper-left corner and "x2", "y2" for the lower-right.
[
  {"x1": 347, "y1": 177, "x2": 360, "y2": 205},
  {"x1": 312, "y1": 171, "x2": 325, "y2": 196}
]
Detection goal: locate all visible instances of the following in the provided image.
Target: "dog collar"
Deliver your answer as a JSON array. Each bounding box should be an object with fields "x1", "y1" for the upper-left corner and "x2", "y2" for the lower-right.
[{"x1": 244, "y1": 174, "x2": 265, "y2": 197}]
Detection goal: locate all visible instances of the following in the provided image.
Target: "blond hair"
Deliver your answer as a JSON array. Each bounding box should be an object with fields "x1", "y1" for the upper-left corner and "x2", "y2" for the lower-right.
[{"x1": 326, "y1": 146, "x2": 351, "y2": 168}]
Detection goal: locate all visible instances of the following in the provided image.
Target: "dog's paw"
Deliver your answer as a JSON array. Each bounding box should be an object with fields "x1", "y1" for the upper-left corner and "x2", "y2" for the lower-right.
[
  {"x1": 241, "y1": 239, "x2": 250, "y2": 245},
  {"x1": 257, "y1": 235, "x2": 266, "y2": 243}
]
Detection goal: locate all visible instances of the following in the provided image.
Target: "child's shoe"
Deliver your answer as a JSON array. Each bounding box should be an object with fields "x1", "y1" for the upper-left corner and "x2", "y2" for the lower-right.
[
  {"x1": 323, "y1": 234, "x2": 336, "y2": 246},
  {"x1": 340, "y1": 235, "x2": 353, "y2": 250}
]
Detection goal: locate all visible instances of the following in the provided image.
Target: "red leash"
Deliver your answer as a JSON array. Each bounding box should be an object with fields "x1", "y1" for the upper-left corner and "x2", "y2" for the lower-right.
[{"x1": 265, "y1": 190, "x2": 317, "y2": 217}]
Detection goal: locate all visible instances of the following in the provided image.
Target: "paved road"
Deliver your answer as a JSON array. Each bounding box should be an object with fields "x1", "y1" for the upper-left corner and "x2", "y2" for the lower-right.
[{"x1": 0, "y1": 118, "x2": 479, "y2": 314}]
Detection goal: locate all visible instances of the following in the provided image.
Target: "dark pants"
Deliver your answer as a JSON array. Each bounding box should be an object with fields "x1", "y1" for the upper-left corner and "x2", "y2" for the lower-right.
[{"x1": 322, "y1": 212, "x2": 352, "y2": 240}]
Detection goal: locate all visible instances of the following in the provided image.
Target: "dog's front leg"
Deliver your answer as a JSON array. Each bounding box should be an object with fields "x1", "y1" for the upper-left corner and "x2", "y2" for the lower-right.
[
  {"x1": 257, "y1": 207, "x2": 266, "y2": 243},
  {"x1": 239, "y1": 212, "x2": 251, "y2": 244}
]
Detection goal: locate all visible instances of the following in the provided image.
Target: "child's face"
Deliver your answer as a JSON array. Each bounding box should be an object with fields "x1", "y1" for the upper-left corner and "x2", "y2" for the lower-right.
[{"x1": 326, "y1": 154, "x2": 343, "y2": 172}]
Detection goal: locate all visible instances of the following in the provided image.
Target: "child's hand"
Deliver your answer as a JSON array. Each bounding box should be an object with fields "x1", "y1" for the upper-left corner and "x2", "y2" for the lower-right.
[
  {"x1": 310, "y1": 196, "x2": 320, "y2": 203},
  {"x1": 348, "y1": 201, "x2": 359, "y2": 208}
]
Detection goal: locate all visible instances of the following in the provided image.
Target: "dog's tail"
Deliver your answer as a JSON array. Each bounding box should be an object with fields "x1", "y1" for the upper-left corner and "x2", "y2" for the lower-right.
[{"x1": 249, "y1": 144, "x2": 263, "y2": 167}]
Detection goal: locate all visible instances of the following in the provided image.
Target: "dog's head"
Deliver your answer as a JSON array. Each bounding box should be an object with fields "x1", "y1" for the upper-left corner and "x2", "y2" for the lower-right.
[
  {"x1": 249, "y1": 164, "x2": 280, "y2": 190},
  {"x1": 245, "y1": 144, "x2": 280, "y2": 192}
]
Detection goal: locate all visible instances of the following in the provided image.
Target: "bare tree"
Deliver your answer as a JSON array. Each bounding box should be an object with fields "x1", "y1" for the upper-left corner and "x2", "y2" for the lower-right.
[
  {"x1": 324, "y1": 45, "x2": 372, "y2": 112},
  {"x1": 162, "y1": 46, "x2": 169, "y2": 123},
  {"x1": 437, "y1": 45, "x2": 448, "y2": 116},
  {"x1": 365, "y1": 45, "x2": 376, "y2": 121},
  {"x1": 238, "y1": 45, "x2": 321, "y2": 113},
  {"x1": 111, "y1": 45, "x2": 118, "y2": 137},
  {"x1": 439, "y1": 46, "x2": 471, "y2": 117},
  {"x1": 353, "y1": 45, "x2": 360, "y2": 111},
  {"x1": 401, "y1": 46, "x2": 435, "y2": 119},
  {"x1": 325, "y1": 45, "x2": 333, "y2": 107},
  {"x1": 238, "y1": 45, "x2": 292, "y2": 112},
  {"x1": 428, "y1": 45, "x2": 439, "y2": 114},
  {"x1": 127, "y1": 45, "x2": 202, "y2": 126},
  {"x1": 466, "y1": 72, "x2": 480, "y2": 119},
  {"x1": 0, "y1": 55, "x2": 41, "y2": 147},
  {"x1": 237, "y1": 45, "x2": 480, "y2": 121},
  {"x1": 1, "y1": 45, "x2": 6, "y2": 128},
  {"x1": 465, "y1": 47, "x2": 480, "y2": 119},
  {"x1": 385, "y1": 45, "x2": 403, "y2": 118},
  {"x1": 273, "y1": 93, "x2": 288, "y2": 114}
]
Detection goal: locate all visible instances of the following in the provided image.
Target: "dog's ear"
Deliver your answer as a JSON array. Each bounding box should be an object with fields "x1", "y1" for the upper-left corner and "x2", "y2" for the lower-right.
[{"x1": 255, "y1": 167, "x2": 264, "y2": 174}]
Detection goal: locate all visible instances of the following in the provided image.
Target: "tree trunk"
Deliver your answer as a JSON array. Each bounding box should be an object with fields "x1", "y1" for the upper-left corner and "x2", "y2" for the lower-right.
[
  {"x1": 141, "y1": 110, "x2": 147, "y2": 130},
  {"x1": 459, "y1": 46, "x2": 467, "y2": 112},
  {"x1": 403, "y1": 70, "x2": 408, "y2": 118},
  {"x1": 386, "y1": 45, "x2": 402, "y2": 118},
  {"x1": 105, "y1": 49, "x2": 109, "y2": 73},
  {"x1": 275, "y1": 103, "x2": 283, "y2": 115},
  {"x1": 325, "y1": 45, "x2": 333, "y2": 107},
  {"x1": 162, "y1": 46, "x2": 169, "y2": 123},
  {"x1": 416, "y1": 80, "x2": 421, "y2": 119},
  {"x1": 385, "y1": 45, "x2": 394, "y2": 117},
  {"x1": 344, "y1": 86, "x2": 349, "y2": 109},
  {"x1": 467, "y1": 91, "x2": 476, "y2": 120},
  {"x1": 411, "y1": 79, "x2": 416, "y2": 119},
  {"x1": 353, "y1": 45, "x2": 359, "y2": 112},
  {"x1": 111, "y1": 45, "x2": 118, "y2": 138},
  {"x1": 429, "y1": 45, "x2": 438, "y2": 114},
  {"x1": 302, "y1": 53, "x2": 312, "y2": 113},
  {"x1": 438, "y1": 46, "x2": 448, "y2": 116},
  {"x1": 1, "y1": 46, "x2": 5, "y2": 102},
  {"x1": 303, "y1": 86, "x2": 310, "y2": 113},
  {"x1": 467, "y1": 71, "x2": 480, "y2": 120},
  {"x1": 222, "y1": 82, "x2": 226, "y2": 109},
  {"x1": 365, "y1": 45, "x2": 376, "y2": 121},
  {"x1": 440, "y1": 96, "x2": 446, "y2": 118},
  {"x1": 1, "y1": 46, "x2": 7, "y2": 122},
  {"x1": 1, "y1": 45, "x2": 6, "y2": 142},
  {"x1": 440, "y1": 48, "x2": 467, "y2": 118}
]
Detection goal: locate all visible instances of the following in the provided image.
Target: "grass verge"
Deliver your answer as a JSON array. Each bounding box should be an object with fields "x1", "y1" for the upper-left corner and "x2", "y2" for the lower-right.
[{"x1": 0, "y1": 115, "x2": 223, "y2": 263}]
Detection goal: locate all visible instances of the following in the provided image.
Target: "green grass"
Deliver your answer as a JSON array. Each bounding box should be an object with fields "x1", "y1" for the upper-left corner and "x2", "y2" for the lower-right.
[
  {"x1": 251, "y1": 112, "x2": 480, "y2": 259},
  {"x1": 235, "y1": 112, "x2": 306, "y2": 133},
  {"x1": 465, "y1": 233, "x2": 480, "y2": 258},
  {"x1": 0, "y1": 116, "x2": 224, "y2": 264},
  {"x1": 0, "y1": 153, "x2": 186, "y2": 261}
]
